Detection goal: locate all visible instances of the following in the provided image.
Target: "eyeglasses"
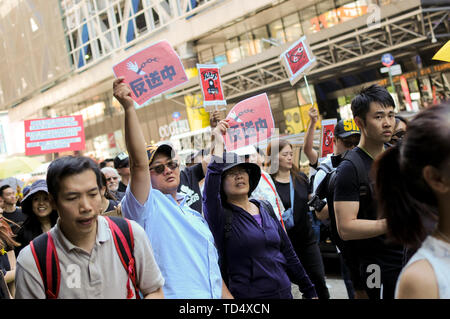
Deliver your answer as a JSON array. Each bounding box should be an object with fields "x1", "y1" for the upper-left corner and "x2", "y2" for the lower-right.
[
  {"x1": 149, "y1": 160, "x2": 179, "y2": 174},
  {"x1": 106, "y1": 176, "x2": 119, "y2": 182}
]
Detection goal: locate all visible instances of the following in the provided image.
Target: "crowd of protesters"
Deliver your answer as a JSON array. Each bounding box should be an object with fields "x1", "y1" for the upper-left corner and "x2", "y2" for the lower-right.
[{"x1": 0, "y1": 78, "x2": 448, "y2": 299}]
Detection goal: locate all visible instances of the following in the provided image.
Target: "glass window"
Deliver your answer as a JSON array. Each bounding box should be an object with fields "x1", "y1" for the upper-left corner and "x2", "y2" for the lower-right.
[
  {"x1": 283, "y1": 13, "x2": 302, "y2": 42},
  {"x1": 226, "y1": 37, "x2": 241, "y2": 64},
  {"x1": 317, "y1": 0, "x2": 335, "y2": 15},
  {"x1": 300, "y1": 5, "x2": 319, "y2": 34},
  {"x1": 252, "y1": 26, "x2": 270, "y2": 53},
  {"x1": 239, "y1": 33, "x2": 254, "y2": 58},
  {"x1": 268, "y1": 19, "x2": 286, "y2": 45}
]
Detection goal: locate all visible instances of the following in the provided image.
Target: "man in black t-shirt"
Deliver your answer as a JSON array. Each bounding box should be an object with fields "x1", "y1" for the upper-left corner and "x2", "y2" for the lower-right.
[
  {"x1": 333, "y1": 85, "x2": 404, "y2": 300},
  {"x1": 0, "y1": 185, "x2": 27, "y2": 234}
]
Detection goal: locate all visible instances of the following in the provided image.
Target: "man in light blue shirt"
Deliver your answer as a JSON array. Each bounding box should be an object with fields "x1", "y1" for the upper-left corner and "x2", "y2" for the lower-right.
[{"x1": 113, "y1": 77, "x2": 232, "y2": 299}]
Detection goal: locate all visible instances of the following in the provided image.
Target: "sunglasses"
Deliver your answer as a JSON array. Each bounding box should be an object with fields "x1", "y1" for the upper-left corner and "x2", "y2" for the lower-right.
[
  {"x1": 106, "y1": 176, "x2": 119, "y2": 182},
  {"x1": 149, "y1": 160, "x2": 179, "y2": 174}
]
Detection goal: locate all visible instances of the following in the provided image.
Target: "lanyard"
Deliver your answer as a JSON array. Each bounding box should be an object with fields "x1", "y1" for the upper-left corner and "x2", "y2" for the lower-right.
[{"x1": 261, "y1": 173, "x2": 286, "y2": 230}]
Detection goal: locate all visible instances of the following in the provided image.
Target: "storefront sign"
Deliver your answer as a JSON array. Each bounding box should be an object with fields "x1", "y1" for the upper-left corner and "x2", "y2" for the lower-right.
[
  {"x1": 284, "y1": 106, "x2": 303, "y2": 134},
  {"x1": 224, "y1": 93, "x2": 274, "y2": 151},
  {"x1": 113, "y1": 40, "x2": 188, "y2": 106},
  {"x1": 24, "y1": 115, "x2": 85, "y2": 156}
]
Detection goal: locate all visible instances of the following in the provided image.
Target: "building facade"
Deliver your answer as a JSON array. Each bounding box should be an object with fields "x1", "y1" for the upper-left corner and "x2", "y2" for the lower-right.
[{"x1": 1, "y1": 0, "x2": 449, "y2": 160}]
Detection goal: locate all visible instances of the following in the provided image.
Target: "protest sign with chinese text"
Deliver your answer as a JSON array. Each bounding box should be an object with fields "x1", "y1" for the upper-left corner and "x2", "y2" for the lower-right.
[
  {"x1": 280, "y1": 36, "x2": 316, "y2": 86},
  {"x1": 112, "y1": 40, "x2": 188, "y2": 105},
  {"x1": 319, "y1": 118, "x2": 337, "y2": 162},
  {"x1": 224, "y1": 93, "x2": 274, "y2": 151},
  {"x1": 24, "y1": 116, "x2": 85, "y2": 156},
  {"x1": 197, "y1": 64, "x2": 227, "y2": 111}
]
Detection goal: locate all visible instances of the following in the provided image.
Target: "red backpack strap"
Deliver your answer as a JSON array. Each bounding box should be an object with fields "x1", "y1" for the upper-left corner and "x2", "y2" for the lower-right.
[
  {"x1": 29, "y1": 232, "x2": 60, "y2": 299},
  {"x1": 104, "y1": 216, "x2": 141, "y2": 299}
]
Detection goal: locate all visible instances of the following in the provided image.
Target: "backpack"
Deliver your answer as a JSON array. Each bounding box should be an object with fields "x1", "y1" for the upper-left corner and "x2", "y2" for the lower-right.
[
  {"x1": 317, "y1": 150, "x2": 373, "y2": 251},
  {"x1": 221, "y1": 200, "x2": 282, "y2": 284},
  {"x1": 29, "y1": 216, "x2": 140, "y2": 299},
  {"x1": 309, "y1": 161, "x2": 333, "y2": 195}
]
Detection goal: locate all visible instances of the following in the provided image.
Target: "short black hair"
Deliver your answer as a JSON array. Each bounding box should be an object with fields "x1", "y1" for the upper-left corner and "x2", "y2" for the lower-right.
[
  {"x1": 351, "y1": 84, "x2": 395, "y2": 123},
  {"x1": 99, "y1": 158, "x2": 114, "y2": 169},
  {"x1": 46, "y1": 156, "x2": 102, "y2": 203},
  {"x1": 0, "y1": 185, "x2": 12, "y2": 197}
]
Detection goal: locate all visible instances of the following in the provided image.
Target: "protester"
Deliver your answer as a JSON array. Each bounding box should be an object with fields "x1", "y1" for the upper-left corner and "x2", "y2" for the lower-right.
[
  {"x1": 310, "y1": 119, "x2": 361, "y2": 299},
  {"x1": 114, "y1": 152, "x2": 130, "y2": 192},
  {"x1": 99, "y1": 158, "x2": 114, "y2": 169},
  {"x1": 178, "y1": 149, "x2": 211, "y2": 214},
  {"x1": 374, "y1": 103, "x2": 449, "y2": 299},
  {"x1": 389, "y1": 115, "x2": 408, "y2": 146},
  {"x1": 267, "y1": 139, "x2": 330, "y2": 299},
  {"x1": 113, "y1": 77, "x2": 231, "y2": 299},
  {"x1": 302, "y1": 107, "x2": 320, "y2": 171},
  {"x1": 237, "y1": 145, "x2": 286, "y2": 225},
  {"x1": 15, "y1": 156, "x2": 164, "y2": 299},
  {"x1": 101, "y1": 166, "x2": 125, "y2": 201},
  {"x1": 0, "y1": 185, "x2": 27, "y2": 234},
  {"x1": 14, "y1": 180, "x2": 58, "y2": 256},
  {"x1": 0, "y1": 217, "x2": 19, "y2": 298},
  {"x1": 99, "y1": 173, "x2": 120, "y2": 214},
  {"x1": 333, "y1": 84, "x2": 404, "y2": 299},
  {"x1": 203, "y1": 119, "x2": 317, "y2": 299}
]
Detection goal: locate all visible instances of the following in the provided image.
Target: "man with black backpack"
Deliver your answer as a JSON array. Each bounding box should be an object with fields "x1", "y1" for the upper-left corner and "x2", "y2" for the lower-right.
[
  {"x1": 333, "y1": 85, "x2": 404, "y2": 300},
  {"x1": 309, "y1": 118, "x2": 361, "y2": 299}
]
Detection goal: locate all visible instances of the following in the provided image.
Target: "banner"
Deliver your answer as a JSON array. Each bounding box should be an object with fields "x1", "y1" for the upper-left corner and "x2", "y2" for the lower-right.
[
  {"x1": 112, "y1": 40, "x2": 188, "y2": 106},
  {"x1": 319, "y1": 119, "x2": 337, "y2": 162},
  {"x1": 280, "y1": 36, "x2": 316, "y2": 85},
  {"x1": 24, "y1": 115, "x2": 85, "y2": 156},
  {"x1": 197, "y1": 64, "x2": 227, "y2": 111},
  {"x1": 224, "y1": 93, "x2": 274, "y2": 151}
]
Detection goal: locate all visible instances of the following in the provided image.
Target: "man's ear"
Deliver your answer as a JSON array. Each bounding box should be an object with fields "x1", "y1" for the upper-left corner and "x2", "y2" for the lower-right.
[
  {"x1": 423, "y1": 165, "x2": 449, "y2": 195},
  {"x1": 354, "y1": 116, "x2": 364, "y2": 131}
]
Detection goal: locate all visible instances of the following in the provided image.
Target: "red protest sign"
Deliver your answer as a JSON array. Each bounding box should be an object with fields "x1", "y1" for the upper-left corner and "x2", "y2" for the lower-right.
[
  {"x1": 280, "y1": 36, "x2": 316, "y2": 85},
  {"x1": 224, "y1": 93, "x2": 274, "y2": 151},
  {"x1": 319, "y1": 119, "x2": 337, "y2": 162},
  {"x1": 24, "y1": 115, "x2": 86, "y2": 156},
  {"x1": 197, "y1": 64, "x2": 227, "y2": 110},
  {"x1": 112, "y1": 40, "x2": 188, "y2": 105}
]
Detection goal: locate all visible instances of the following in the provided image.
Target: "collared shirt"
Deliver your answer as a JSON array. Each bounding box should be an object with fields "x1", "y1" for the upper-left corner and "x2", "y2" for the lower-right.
[
  {"x1": 121, "y1": 186, "x2": 222, "y2": 299},
  {"x1": 15, "y1": 216, "x2": 164, "y2": 299}
]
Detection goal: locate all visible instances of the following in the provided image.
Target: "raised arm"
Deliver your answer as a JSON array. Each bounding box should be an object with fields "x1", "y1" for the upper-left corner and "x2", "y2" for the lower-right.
[
  {"x1": 304, "y1": 107, "x2": 319, "y2": 167},
  {"x1": 113, "y1": 77, "x2": 150, "y2": 205},
  {"x1": 202, "y1": 120, "x2": 229, "y2": 245}
]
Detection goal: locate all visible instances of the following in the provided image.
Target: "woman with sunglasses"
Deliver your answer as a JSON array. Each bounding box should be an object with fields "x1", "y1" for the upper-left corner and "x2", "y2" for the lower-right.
[{"x1": 203, "y1": 119, "x2": 317, "y2": 299}]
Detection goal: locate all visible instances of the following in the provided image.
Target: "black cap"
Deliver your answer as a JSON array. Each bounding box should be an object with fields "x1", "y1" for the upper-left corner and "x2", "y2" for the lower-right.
[
  {"x1": 334, "y1": 119, "x2": 360, "y2": 138},
  {"x1": 220, "y1": 152, "x2": 261, "y2": 196},
  {"x1": 114, "y1": 152, "x2": 129, "y2": 169}
]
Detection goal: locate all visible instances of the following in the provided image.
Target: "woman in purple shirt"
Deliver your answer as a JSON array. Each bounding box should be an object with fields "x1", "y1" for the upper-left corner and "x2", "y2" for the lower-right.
[{"x1": 203, "y1": 119, "x2": 317, "y2": 299}]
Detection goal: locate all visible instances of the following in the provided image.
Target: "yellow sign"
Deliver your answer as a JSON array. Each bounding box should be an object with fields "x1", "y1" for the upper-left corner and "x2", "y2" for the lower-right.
[
  {"x1": 299, "y1": 103, "x2": 321, "y2": 131},
  {"x1": 185, "y1": 94, "x2": 210, "y2": 131},
  {"x1": 284, "y1": 106, "x2": 303, "y2": 134},
  {"x1": 432, "y1": 40, "x2": 450, "y2": 63}
]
